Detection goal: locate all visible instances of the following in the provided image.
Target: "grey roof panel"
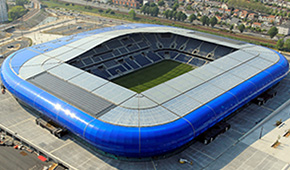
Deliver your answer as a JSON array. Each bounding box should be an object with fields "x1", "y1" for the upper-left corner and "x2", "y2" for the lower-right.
[
  {"x1": 211, "y1": 56, "x2": 242, "y2": 71},
  {"x1": 68, "y1": 72, "x2": 108, "y2": 92},
  {"x1": 29, "y1": 73, "x2": 115, "y2": 117},
  {"x1": 143, "y1": 83, "x2": 180, "y2": 104},
  {"x1": 259, "y1": 52, "x2": 280, "y2": 63},
  {"x1": 185, "y1": 82, "x2": 225, "y2": 104},
  {"x1": 139, "y1": 106, "x2": 179, "y2": 126},
  {"x1": 163, "y1": 94, "x2": 201, "y2": 117},
  {"x1": 44, "y1": 46, "x2": 72, "y2": 58},
  {"x1": 189, "y1": 64, "x2": 223, "y2": 81},
  {"x1": 19, "y1": 54, "x2": 50, "y2": 79},
  {"x1": 48, "y1": 63, "x2": 83, "y2": 80},
  {"x1": 229, "y1": 64, "x2": 261, "y2": 80},
  {"x1": 229, "y1": 50, "x2": 256, "y2": 62},
  {"x1": 120, "y1": 94, "x2": 158, "y2": 109},
  {"x1": 92, "y1": 82, "x2": 136, "y2": 105},
  {"x1": 208, "y1": 72, "x2": 244, "y2": 91},
  {"x1": 56, "y1": 48, "x2": 86, "y2": 61},
  {"x1": 116, "y1": 108, "x2": 139, "y2": 126},
  {"x1": 99, "y1": 107, "x2": 139, "y2": 126},
  {"x1": 247, "y1": 57, "x2": 274, "y2": 70},
  {"x1": 165, "y1": 73, "x2": 204, "y2": 93},
  {"x1": 66, "y1": 36, "x2": 96, "y2": 49},
  {"x1": 42, "y1": 58, "x2": 62, "y2": 71}
]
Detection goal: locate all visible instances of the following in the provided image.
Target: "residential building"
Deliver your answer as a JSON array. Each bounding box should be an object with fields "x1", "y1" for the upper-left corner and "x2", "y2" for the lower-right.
[
  {"x1": 277, "y1": 22, "x2": 290, "y2": 35},
  {"x1": 224, "y1": 9, "x2": 231, "y2": 15},
  {"x1": 252, "y1": 22, "x2": 262, "y2": 28},
  {"x1": 221, "y1": 3, "x2": 228, "y2": 9},
  {"x1": 248, "y1": 13, "x2": 256, "y2": 20},
  {"x1": 113, "y1": 0, "x2": 141, "y2": 8},
  {"x1": 239, "y1": 10, "x2": 248, "y2": 19},
  {"x1": 0, "y1": 0, "x2": 8, "y2": 23},
  {"x1": 228, "y1": 17, "x2": 240, "y2": 27}
]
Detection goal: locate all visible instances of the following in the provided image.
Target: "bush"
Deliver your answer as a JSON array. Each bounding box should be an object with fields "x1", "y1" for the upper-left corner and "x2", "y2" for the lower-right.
[{"x1": 275, "y1": 119, "x2": 282, "y2": 126}]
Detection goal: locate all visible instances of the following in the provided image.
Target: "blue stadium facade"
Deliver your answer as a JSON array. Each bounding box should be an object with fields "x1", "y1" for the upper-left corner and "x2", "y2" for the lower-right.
[{"x1": 1, "y1": 24, "x2": 289, "y2": 158}]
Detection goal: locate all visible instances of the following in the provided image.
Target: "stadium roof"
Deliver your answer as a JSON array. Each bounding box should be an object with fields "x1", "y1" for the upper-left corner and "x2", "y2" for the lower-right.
[{"x1": 14, "y1": 24, "x2": 280, "y2": 127}]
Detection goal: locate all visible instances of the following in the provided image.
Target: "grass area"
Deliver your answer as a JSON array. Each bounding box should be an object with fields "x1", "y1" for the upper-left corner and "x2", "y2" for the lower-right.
[{"x1": 112, "y1": 60, "x2": 194, "y2": 93}]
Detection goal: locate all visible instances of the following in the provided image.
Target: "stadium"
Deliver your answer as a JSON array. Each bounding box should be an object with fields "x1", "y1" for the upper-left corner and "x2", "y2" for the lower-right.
[{"x1": 0, "y1": 24, "x2": 289, "y2": 158}]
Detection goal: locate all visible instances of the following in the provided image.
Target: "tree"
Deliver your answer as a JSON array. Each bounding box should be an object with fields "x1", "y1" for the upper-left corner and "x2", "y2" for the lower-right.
[
  {"x1": 181, "y1": 13, "x2": 187, "y2": 21},
  {"x1": 16, "y1": 0, "x2": 28, "y2": 6},
  {"x1": 200, "y1": 15, "x2": 208, "y2": 26},
  {"x1": 267, "y1": 26, "x2": 278, "y2": 39},
  {"x1": 238, "y1": 24, "x2": 245, "y2": 33},
  {"x1": 158, "y1": 0, "x2": 165, "y2": 6},
  {"x1": 140, "y1": 5, "x2": 146, "y2": 14},
  {"x1": 230, "y1": 24, "x2": 234, "y2": 30},
  {"x1": 173, "y1": 11, "x2": 177, "y2": 20},
  {"x1": 172, "y1": 2, "x2": 179, "y2": 11},
  {"x1": 176, "y1": 11, "x2": 181, "y2": 21},
  {"x1": 168, "y1": 10, "x2": 173, "y2": 19},
  {"x1": 209, "y1": 16, "x2": 218, "y2": 27},
  {"x1": 189, "y1": 14, "x2": 196, "y2": 22},
  {"x1": 8, "y1": 6, "x2": 27, "y2": 21},
  {"x1": 164, "y1": 10, "x2": 170, "y2": 19},
  {"x1": 151, "y1": 6, "x2": 159, "y2": 17},
  {"x1": 128, "y1": 9, "x2": 136, "y2": 20},
  {"x1": 276, "y1": 39, "x2": 284, "y2": 50},
  {"x1": 141, "y1": 3, "x2": 159, "y2": 17},
  {"x1": 285, "y1": 39, "x2": 290, "y2": 51},
  {"x1": 186, "y1": 5, "x2": 192, "y2": 10}
]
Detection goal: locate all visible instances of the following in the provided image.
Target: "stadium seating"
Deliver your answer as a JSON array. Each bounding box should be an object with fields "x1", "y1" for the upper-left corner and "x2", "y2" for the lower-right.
[
  {"x1": 198, "y1": 42, "x2": 217, "y2": 57},
  {"x1": 94, "y1": 45, "x2": 109, "y2": 54},
  {"x1": 130, "y1": 33, "x2": 143, "y2": 42},
  {"x1": 108, "y1": 65, "x2": 127, "y2": 76},
  {"x1": 104, "y1": 60, "x2": 118, "y2": 68},
  {"x1": 82, "y1": 57, "x2": 94, "y2": 65},
  {"x1": 91, "y1": 68, "x2": 111, "y2": 79},
  {"x1": 184, "y1": 39, "x2": 203, "y2": 53},
  {"x1": 106, "y1": 40, "x2": 123, "y2": 49},
  {"x1": 134, "y1": 54, "x2": 152, "y2": 66},
  {"x1": 175, "y1": 36, "x2": 188, "y2": 49},
  {"x1": 67, "y1": 33, "x2": 235, "y2": 80},
  {"x1": 189, "y1": 58, "x2": 207, "y2": 67},
  {"x1": 213, "y1": 46, "x2": 234, "y2": 59},
  {"x1": 157, "y1": 33, "x2": 176, "y2": 48},
  {"x1": 175, "y1": 54, "x2": 193, "y2": 64},
  {"x1": 125, "y1": 58, "x2": 140, "y2": 69},
  {"x1": 147, "y1": 51, "x2": 162, "y2": 62}
]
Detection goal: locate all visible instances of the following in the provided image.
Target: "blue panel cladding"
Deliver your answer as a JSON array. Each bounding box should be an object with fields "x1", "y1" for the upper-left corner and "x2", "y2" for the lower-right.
[
  {"x1": 9, "y1": 50, "x2": 40, "y2": 74},
  {"x1": 183, "y1": 105, "x2": 216, "y2": 137},
  {"x1": 84, "y1": 119, "x2": 140, "y2": 157},
  {"x1": 138, "y1": 118, "x2": 194, "y2": 157}
]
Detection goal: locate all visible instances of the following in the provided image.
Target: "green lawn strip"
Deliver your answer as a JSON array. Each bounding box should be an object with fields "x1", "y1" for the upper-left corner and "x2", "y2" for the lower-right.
[{"x1": 113, "y1": 60, "x2": 194, "y2": 93}]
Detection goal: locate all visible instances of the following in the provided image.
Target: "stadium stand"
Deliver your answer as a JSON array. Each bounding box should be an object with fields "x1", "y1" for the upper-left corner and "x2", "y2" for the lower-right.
[
  {"x1": 198, "y1": 42, "x2": 217, "y2": 57},
  {"x1": 67, "y1": 33, "x2": 236, "y2": 80},
  {"x1": 184, "y1": 39, "x2": 203, "y2": 53},
  {"x1": 213, "y1": 45, "x2": 233, "y2": 59}
]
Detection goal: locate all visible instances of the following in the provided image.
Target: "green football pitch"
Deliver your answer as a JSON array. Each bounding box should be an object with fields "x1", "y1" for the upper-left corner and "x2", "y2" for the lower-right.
[{"x1": 112, "y1": 60, "x2": 194, "y2": 93}]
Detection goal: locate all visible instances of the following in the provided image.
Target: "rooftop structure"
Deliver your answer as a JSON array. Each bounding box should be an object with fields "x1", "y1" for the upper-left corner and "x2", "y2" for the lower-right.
[{"x1": 0, "y1": 0, "x2": 8, "y2": 23}]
